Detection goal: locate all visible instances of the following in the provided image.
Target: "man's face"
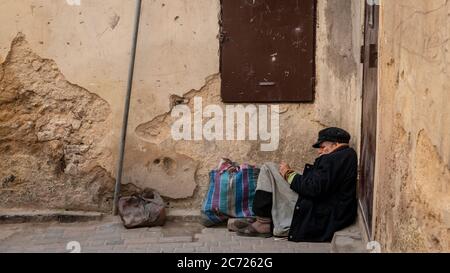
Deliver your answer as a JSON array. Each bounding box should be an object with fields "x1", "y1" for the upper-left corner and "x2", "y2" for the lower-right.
[{"x1": 318, "y1": 141, "x2": 338, "y2": 156}]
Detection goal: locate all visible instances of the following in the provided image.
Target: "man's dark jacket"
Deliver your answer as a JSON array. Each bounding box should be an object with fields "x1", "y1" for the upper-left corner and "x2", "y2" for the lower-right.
[{"x1": 288, "y1": 146, "x2": 358, "y2": 242}]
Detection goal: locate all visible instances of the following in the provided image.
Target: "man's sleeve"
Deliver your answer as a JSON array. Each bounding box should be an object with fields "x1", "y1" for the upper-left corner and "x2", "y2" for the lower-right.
[
  {"x1": 290, "y1": 158, "x2": 333, "y2": 198},
  {"x1": 286, "y1": 171, "x2": 298, "y2": 184},
  {"x1": 289, "y1": 173, "x2": 302, "y2": 193}
]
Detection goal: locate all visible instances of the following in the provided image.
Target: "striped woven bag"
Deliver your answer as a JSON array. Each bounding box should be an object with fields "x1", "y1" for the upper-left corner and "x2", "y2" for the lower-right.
[{"x1": 201, "y1": 159, "x2": 260, "y2": 227}]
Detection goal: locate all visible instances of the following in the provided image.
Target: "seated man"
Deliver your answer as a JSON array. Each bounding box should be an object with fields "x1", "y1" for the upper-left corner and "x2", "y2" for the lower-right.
[{"x1": 236, "y1": 127, "x2": 358, "y2": 242}]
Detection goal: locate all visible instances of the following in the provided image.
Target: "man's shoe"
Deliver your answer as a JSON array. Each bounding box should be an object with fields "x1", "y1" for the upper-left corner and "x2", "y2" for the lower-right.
[
  {"x1": 227, "y1": 218, "x2": 256, "y2": 232},
  {"x1": 236, "y1": 224, "x2": 272, "y2": 238},
  {"x1": 236, "y1": 217, "x2": 272, "y2": 238}
]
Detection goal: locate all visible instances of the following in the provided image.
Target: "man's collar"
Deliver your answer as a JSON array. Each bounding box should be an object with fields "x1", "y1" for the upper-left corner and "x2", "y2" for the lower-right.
[{"x1": 333, "y1": 144, "x2": 350, "y2": 153}]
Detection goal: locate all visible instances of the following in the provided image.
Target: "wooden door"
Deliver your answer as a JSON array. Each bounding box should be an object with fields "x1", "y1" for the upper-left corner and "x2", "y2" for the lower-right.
[{"x1": 359, "y1": 1, "x2": 379, "y2": 237}]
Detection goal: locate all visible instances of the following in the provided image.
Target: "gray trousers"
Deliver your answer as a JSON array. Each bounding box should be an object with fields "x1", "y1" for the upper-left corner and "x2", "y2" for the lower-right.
[{"x1": 256, "y1": 163, "x2": 298, "y2": 237}]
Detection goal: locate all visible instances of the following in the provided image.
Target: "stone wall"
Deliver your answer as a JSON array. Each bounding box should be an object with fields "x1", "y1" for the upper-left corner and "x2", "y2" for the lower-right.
[
  {"x1": 122, "y1": 0, "x2": 364, "y2": 210},
  {"x1": 0, "y1": 0, "x2": 134, "y2": 212},
  {"x1": 0, "y1": 34, "x2": 114, "y2": 211},
  {"x1": 0, "y1": 0, "x2": 364, "y2": 213},
  {"x1": 374, "y1": 0, "x2": 450, "y2": 252}
]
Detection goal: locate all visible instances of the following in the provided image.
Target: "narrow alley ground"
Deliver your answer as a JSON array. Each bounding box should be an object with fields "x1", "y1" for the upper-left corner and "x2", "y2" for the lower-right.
[{"x1": 0, "y1": 216, "x2": 331, "y2": 253}]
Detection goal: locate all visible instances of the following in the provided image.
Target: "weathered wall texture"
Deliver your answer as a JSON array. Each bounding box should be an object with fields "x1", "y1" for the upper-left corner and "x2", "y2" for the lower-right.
[
  {"x1": 123, "y1": 0, "x2": 364, "y2": 210},
  {"x1": 0, "y1": 34, "x2": 114, "y2": 211},
  {"x1": 0, "y1": 0, "x2": 135, "y2": 212},
  {"x1": 0, "y1": 0, "x2": 364, "y2": 212},
  {"x1": 374, "y1": 0, "x2": 450, "y2": 252}
]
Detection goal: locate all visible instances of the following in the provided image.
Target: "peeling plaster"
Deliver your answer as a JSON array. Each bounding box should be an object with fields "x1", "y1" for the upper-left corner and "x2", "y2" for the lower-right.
[{"x1": 0, "y1": 33, "x2": 114, "y2": 212}]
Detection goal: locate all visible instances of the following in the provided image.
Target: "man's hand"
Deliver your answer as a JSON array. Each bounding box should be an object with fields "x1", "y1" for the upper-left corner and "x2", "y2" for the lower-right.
[{"x1": 279, "y1": 161, "x2": 291, "y2": 179}]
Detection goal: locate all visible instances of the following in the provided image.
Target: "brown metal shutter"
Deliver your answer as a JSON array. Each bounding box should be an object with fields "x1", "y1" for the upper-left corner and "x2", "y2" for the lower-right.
[{"x1": 220, "y1": 0, "x2": 316, "y2": 103}]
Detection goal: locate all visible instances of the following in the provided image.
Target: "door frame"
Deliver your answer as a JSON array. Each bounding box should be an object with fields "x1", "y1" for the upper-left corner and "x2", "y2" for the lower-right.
[{"x1": 358, "y1": 0, "x2": 380, "y2": 241}]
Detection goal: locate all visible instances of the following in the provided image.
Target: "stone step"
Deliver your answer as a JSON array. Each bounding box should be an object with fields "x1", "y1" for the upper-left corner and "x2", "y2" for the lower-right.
[
  {"x1": 0, "y1": 208, "x2": 202, "y2": 225},
  {"x1": 166, "y1": 209, "x2": 202, "y2": 223},
  {"x1": 330, "y1": 223, "x2": 367, "y2": 253},
  {"x1": 0, "y1": 209, "x2": 103, "y2": 224}
]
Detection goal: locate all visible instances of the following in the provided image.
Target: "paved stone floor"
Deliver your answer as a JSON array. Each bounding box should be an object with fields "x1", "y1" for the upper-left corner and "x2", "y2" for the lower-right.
[{"x1": 0, "y1": 216, "x2": 331, "y2": 253}]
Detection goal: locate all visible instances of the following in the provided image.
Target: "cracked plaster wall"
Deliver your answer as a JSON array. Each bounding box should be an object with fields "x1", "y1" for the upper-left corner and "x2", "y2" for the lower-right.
[
  {"x1": 124, "y1": 0, "x2": 365, "y2": 209},
  {"x1": 2, "y1": 0, "x2": 448, "y2": 253},
  {"x1": 374, "y1": 0, "x2": 450, "y2": 252},
  {"x1": 0, "y1": 0, "x2": 135, "y2": 212},
  {"x1": 0, "y1": 0, "x2": 365, "y2": 212},
  {"x1": 0, "y1": 34, "x2": 114, "y2": 211}
]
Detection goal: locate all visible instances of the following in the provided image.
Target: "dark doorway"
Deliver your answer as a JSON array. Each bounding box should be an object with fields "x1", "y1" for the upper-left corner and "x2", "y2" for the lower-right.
[{"x1": 359, "y1": 2, "x2": 379, "y2": 238}]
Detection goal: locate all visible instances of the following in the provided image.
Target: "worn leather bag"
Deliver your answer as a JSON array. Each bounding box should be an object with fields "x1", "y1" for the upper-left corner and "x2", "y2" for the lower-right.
[{"x1": 118, "y1": 189, "x2": 166, "y2": 229}]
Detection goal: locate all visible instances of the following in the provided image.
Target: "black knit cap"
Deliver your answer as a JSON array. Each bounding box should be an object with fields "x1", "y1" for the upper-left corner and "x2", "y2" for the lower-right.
[{"x1": 312, "y1": 127, "x2": 351, "y2": 148}]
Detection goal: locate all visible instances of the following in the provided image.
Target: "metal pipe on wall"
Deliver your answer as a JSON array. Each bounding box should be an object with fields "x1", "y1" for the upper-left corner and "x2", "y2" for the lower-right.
[{"x1": 113, "y1": 0, "x2": 143, "y2": 215}]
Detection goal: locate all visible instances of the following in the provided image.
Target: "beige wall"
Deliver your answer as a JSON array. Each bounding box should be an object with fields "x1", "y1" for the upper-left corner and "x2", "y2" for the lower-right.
[
  {"x1": 2, "y1": 0, "x2": 449, "y2": 253},
  {"x1": 0, "y1": 0, "x2": 135, "y2": 211},
  {"x1": 0, "y1": 0, "x2": 364, "y2": 213},
  {"x1": 374, "y1": 0, "x2": 450, "y2": 252},
  {"x1": 122, "y1": 0, "x2": 364, "y2": 210}
]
